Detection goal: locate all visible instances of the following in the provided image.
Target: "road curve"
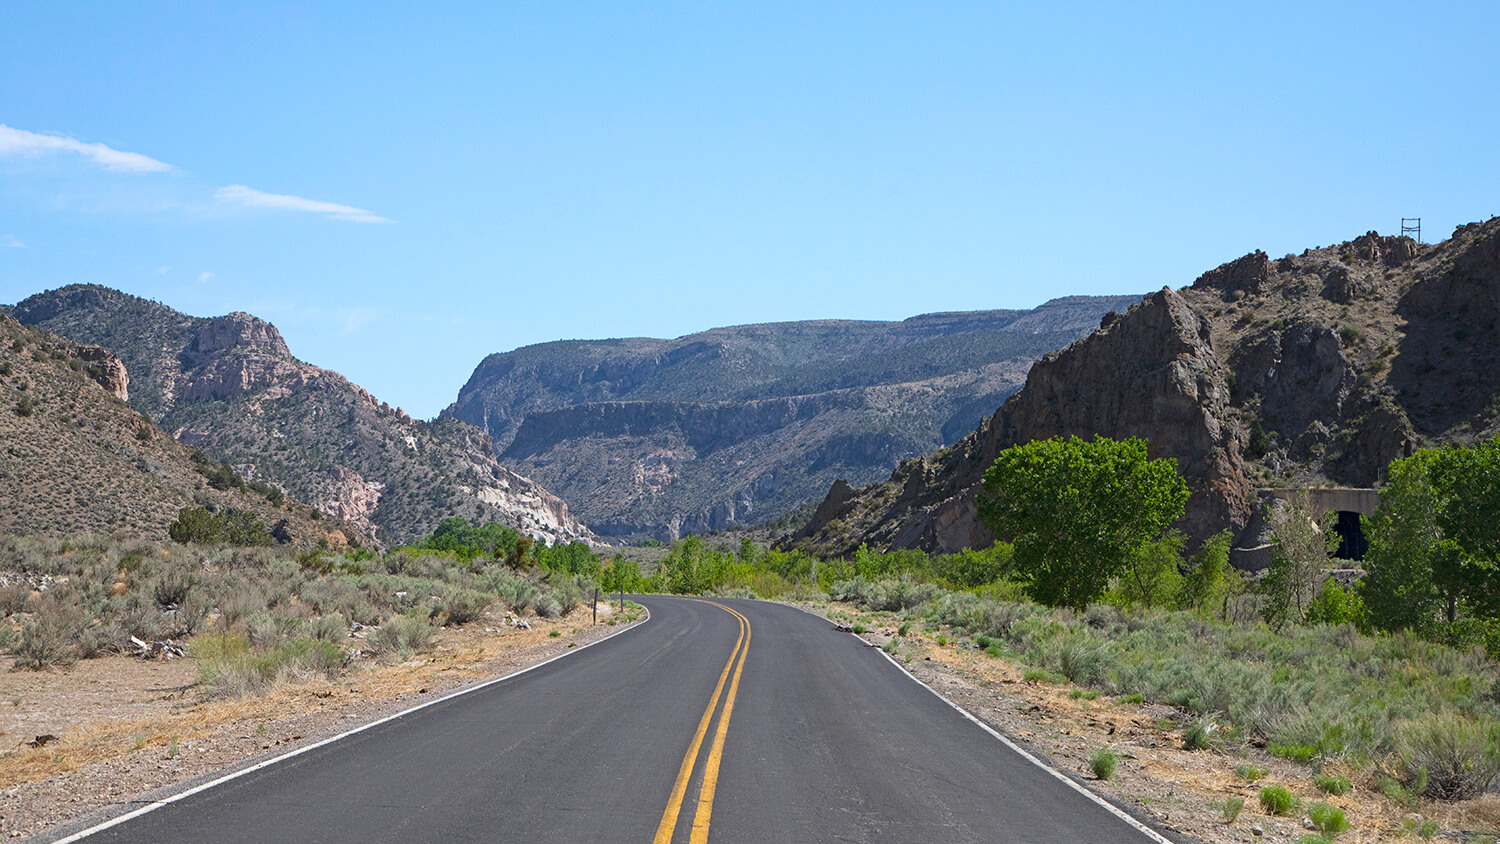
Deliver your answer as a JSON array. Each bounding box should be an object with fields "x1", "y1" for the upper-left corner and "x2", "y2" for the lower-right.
[{"x1": 55, "y1": 597, "x2": 1173, "y2": 844}]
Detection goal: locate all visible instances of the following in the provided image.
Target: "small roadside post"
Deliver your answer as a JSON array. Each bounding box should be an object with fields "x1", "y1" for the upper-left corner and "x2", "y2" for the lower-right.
[{"x1": 591, "y1": 588, "x2": 598, "y2": 625}]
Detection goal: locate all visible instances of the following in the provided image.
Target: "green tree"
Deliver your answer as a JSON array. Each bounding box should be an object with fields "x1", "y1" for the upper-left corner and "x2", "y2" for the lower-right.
[
  {"x1": 1360, "y1": 449, "x2": 1456, "y2": 632},
  {"x1": 738, "y1": 536, "x2": 759, "y2": 567},
  {"x1": 1115, "y1": 532, "x2": 1184, "y2": 609},
  {"x1": 602, "y1": 555, "x2": 643, "y2": 594},
  {"x1": 167, "y1": 506, "x2": 271, "y2": 546},
  {"x1": 1363, "y1": 440, "x2": 1500, "y2": 638},
  {"x1": 222, "y1": 509, "x2": 273, "y2": 546},
  {"x1": 538, "y1": 541, "x2": 601, "y2": 578},
  {"x1": 1430, "y1": 438, "x2": 1500, "y2": 621},
  {"x1": 978, "y1": 435, "x2": 1190, "y2": 609},
  {"x1": 1259, "y1": 492, "x2": 1338, "y2": 630},
  {"x1": 1177, "y1": 530, "x2": 1239, "y2": 616},
  {"x1": 1305, "y1": 577, "x2": 1366, "y2": 626},
  {"x1": 169, "y1": 506, "x2": 222, "y2": 544}
]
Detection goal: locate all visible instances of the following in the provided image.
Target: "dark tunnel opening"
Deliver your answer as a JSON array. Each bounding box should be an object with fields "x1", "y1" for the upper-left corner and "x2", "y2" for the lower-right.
[{"x1": 1331, "y1": 510, "x2": 1368, "y2": 561}]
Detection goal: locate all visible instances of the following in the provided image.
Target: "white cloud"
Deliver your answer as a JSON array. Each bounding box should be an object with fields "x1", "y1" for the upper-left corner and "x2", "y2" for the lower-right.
[
  {"x1": 0, "y1": 124, "x2": 172, "y2": 173},
  {"x1": 155, "y1": 265, "x2": 170, "y2": 275},
  {"x1": 215, "y1": 184, "x2": 391, "y2": 224},
  {"x1": 2, "y1": 234, "x2": 25, "y2": 248},
  {"x1": 198, "y1": 271, "x2": 214, "y2": 282}
]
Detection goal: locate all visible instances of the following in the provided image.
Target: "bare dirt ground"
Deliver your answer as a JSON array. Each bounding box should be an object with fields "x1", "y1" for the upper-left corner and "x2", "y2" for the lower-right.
[
  {"x1": 800, "y1": 601, "x2": 1500, "y2": 844},
  {"x1": 0, "y1": 602, "x2": 643, "y2": 840}
]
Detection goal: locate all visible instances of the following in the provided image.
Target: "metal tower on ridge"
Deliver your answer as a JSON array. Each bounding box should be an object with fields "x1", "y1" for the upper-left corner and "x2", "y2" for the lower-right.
[{"x1": 1401, "y1": 217, "x2": 1421, "y2": 245}]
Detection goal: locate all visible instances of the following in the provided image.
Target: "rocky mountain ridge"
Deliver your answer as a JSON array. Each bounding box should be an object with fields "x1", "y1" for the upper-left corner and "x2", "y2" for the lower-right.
[
  {"x1": 790, "y1": 218, "x2": 1500, "y2": 560},
  {"x1": 449, "y1": 295, "x2": 1141, "y2": 541},
  {"x1": 0, "y1": 314, "x2": 352, "y2": 545},
  {"x1": 14, "y1": 286, "x2": 596, "y2": 548}
]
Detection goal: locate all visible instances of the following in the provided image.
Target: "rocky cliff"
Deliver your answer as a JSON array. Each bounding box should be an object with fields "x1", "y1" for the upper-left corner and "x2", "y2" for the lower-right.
[
  {"x1": 0, "y1": 314, "x2": 351, "y2": 545},
  {"x1": 14, "y1": 286, "x2": 597, "y2": 548},
  {"x1": 450, "y1": 296, "x2": 1141, "y2": 541},
  {"x1": 790, "y1": 218, "x2": 1500, "y2": 559}
]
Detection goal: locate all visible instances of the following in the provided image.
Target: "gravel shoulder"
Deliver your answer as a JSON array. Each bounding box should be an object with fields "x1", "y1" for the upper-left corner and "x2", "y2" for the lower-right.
[{"x1": 1, "y1": 604, "x2": 644, "y2": 841}]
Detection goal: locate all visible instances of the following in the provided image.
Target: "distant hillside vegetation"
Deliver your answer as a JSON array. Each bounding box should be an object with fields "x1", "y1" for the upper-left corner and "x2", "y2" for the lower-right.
[
  {"x1": 15, "y1": 286, "x2": 596, "y2": 549},
  {"x1": 445, "y1": 296, "x2": 1141, "y2": 541},
  {"x1": 0, "y1": 314, "x2": 352, "y2": 546}
]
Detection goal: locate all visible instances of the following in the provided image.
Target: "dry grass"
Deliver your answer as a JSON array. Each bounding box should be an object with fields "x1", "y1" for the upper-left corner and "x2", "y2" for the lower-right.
[{"x1": 0, "y1": 602, "x2": 634, "y2": 795}]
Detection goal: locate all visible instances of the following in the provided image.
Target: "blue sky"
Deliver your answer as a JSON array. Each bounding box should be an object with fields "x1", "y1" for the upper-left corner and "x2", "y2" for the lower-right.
[{"x1": 3, "y1": 2, "x2": 1497, "y2": 418}]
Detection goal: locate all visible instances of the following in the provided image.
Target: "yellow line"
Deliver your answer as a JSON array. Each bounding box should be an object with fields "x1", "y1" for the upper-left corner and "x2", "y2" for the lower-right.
[
  {"x1": 689, "y1": 604, "x2": 750, "y2": 844},
  {"x1": 653, "y1": 602, "x2": 747, "y2": 844}
]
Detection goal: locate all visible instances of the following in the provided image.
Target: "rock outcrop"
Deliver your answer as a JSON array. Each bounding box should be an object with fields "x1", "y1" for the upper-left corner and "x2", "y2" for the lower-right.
[
  {"x1": 72, "y1": 343, "x2": 130, "y2": 401},
  {"x1": 449, "y1": 295, "x2": 1142, "y2": 541},
  {"x1": 193, "y1": 312, "x2": 290, "y2": 357},
  {"x1": 791, "y1": 288, "x2": 1256, "y2": 556},
  {"x1": 789, "y1": 218, "x2": 1500, "y2": 562},
  {"x1": 0, "y1": 315, "x2": 351, "y2": 546},
  {"x1": 15, "y1": 285, "x2": 598, "y2": 548}
]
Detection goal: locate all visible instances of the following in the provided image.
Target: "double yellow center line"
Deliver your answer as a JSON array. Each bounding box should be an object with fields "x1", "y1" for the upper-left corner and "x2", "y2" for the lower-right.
[{"x1": 653, "y1": 600, "x2": 751, "y2": 844}]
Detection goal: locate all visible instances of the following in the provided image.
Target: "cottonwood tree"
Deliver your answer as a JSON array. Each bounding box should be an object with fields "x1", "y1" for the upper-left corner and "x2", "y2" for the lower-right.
[
  {"x1": 1362, "y1": 439, "x2": 1500, "y2": 638},
  {"x1": 1259, "y1": 491, "x2": 1337, "y2": 630},
  {"x1": 978, "y1": 435, "x2": 1189, "y2": 610}
]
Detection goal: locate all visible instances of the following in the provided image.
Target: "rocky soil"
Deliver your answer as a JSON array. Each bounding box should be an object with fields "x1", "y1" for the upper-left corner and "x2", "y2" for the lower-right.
[
  {"x1": 801, "y1": 600, "x2": 1500, "y2": 844},
  {"x1": 0, "y1": 316, "x2": 355, "y2": 546},
  {"x1": 0, "y1": 605, "x2": 642, "y2": 840}
]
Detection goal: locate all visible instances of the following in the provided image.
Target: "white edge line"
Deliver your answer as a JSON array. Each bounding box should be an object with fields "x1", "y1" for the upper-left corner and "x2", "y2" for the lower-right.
[
  {"x1": 776, "y1": 602, "x2": 1174, "y2": 844},
  {"x1": 869, "y1": 640, "x2": 1176, "y2": 844},
  {"x1": 50, "y1": 606, "x2": 652, "y2": 844}
]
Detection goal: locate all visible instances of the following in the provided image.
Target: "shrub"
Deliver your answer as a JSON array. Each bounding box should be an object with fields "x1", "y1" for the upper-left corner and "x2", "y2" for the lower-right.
[
  {"x1": 1090, "y1": 747, "x2": 1118, "y2": 780},
  {"x1": 531, "y1": 593, "x2": 562, "y2": 619},
  {"x1": 1313, "y1": 773, "x2": 1351, "y2": 796},
  {"x1": 1259, "y1": 785, "x2": 1298, "y2": 815},
  {"x1": 0, "y1": 583, "x2": 28, "y2": 614},
  {"x1": 195, "y1": 633, "x2": 343, "y2": 697},
  {"x1": 307, "y1": 614, "x2": 348, "y2": 642},
  {"x1": 441, "y1": 588, "x2": 491, "y2": 625},
  {"x1": 373, "y1": 613, "x2": 435, "y2": 656},
  {"x1": 14, "y1": 394, "x2": 34, "y2": 416},
  {"x1": 151, "y1": 569, "x2": 196, "y2": 607},
  {"x1": 1220, "y1": 796, "x2": 1244, "y2": 824},
  {"x1": 1236, "y1": 764, "x2": 1269, "y2": 782},
  {"x1": 13, "y1": 603, "x2": 78, "y2": 668},
  {"x1": 1379, "y1": 774, "x2": 1424, "y2": 812},
  {"x1": 1269, "y1": 743, "x2": 1318, "y2": 764},
  {"x1": 1397, "y1": 712, "x2": 1500, "y2": 800},
  {"x1": 1183, "y1": 717, "x2": 1219, "y2": 751},
  {"x1": 1307, "y1": 802, "x2": 1349, "y2": 837}
]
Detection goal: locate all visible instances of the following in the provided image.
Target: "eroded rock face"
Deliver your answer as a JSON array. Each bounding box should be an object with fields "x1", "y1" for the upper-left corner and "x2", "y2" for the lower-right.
[
  {"x1": 1349, "y1": 231, "x2": 1419, "y2": 266},
  {"x1": 790, "y1": 219, "x2": 1500, "y2": 561},
  {"x1": 194, "y1": 313, "x2": 290, "y2": 356},
  {"x1": 178, "y1": 356, "x2": 304, "y2": 401},
  {"x1": 1232, "y1": 322, "x2": 1357, "y2": 456},
  {"x1": 12, "y1": 286, "x2": 601, "y2": 549},
  {"x1": 73, "y1": 344, "x2": 129, "y2": 401},
  {"x1": 1321, "y1": 265, "x2": 1378, "y2": 304},
  {"x1": 990, "y1": 287, "x2": 1255, "y2": 546},
  {"x1": 792, "y1": 288, "x2": 1257, "y2": 555},
  {"x1": 1192, "y1": 250, "x2": 1271, "y2": 298},
  {"x1": 321, "y1": 465, "x2": 384, "y2": 532}
]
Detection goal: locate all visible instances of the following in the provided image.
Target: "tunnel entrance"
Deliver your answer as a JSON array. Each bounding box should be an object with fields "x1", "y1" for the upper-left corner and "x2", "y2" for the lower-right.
[{"x1": 1331, "y1": 510, "x2": 1368, "y2": 561}]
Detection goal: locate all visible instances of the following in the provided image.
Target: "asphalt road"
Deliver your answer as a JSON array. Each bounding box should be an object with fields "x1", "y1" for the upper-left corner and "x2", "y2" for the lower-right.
[{"x1": 59, "y1": 597, "x2": 1171, "y2": 843}]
